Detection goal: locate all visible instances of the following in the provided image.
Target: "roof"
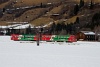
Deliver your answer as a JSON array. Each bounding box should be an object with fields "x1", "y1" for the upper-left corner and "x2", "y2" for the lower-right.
[
  {"x1": 80, "y1": 31, "x2": 95, "y2": 35},
  {"x1": 52, "y1": 14, "x2": 60, "y2": 16}
]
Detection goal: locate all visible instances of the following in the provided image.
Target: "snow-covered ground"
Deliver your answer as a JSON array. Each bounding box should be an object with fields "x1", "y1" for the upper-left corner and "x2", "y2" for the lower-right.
[{"x1": 0, "y1": 36, "x2": 100, "y2": 67}]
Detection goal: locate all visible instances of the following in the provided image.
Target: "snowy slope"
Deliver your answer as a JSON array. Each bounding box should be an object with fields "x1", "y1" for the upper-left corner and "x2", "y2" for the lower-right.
[{"x1": 0, "y1": 36, "x2": 100, "y2": 67}]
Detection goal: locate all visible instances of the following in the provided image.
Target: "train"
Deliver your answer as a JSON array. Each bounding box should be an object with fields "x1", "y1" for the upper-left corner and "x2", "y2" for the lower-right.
[{"x1": 11, "y1": 34, "x2": 77, "y2": 42}]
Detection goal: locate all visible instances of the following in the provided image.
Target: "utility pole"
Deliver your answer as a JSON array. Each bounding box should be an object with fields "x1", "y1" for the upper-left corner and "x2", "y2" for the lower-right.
[
  {"x1": 36, "y1": 27, "x2": 43, "y2": 46},
  {"x1": 36, "y1": 28, "x2": 40, "y2": 46},
  {"x1": 95, "y1": 30, "x2": 97, "y2": 41},
  {"x1": 37, "y1": 33, "x2": 39, "y2": 46}
]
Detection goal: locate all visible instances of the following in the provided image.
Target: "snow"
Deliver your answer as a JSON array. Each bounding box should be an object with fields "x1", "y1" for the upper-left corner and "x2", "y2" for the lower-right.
[
  {"x1": 0, "y1": 22, "x2": 53, "y2": 29},
  {"x1": 81, "y1": 31, "x2": 95, "y2": 35},
  {"x1": 0, "y1": 22, "x2": 53, "y2": 30},
  {"x1": 84, "y1": 32, "x2": 95, "y2": 35},
  {"x1": 0, "y1": 36, "x2": 100, "y2": 67},
  {"x1": 13, "y1": 24, "x2": 34, "y2": 29},
  {"x1": 0, "y1": 24, "x2": 33, "y2": 29}
]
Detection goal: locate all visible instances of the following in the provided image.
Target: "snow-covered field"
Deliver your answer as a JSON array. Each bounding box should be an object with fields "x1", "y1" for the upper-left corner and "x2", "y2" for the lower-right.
[{"x1": 0, "y1": 36, "x2": 100, "y2": 67}]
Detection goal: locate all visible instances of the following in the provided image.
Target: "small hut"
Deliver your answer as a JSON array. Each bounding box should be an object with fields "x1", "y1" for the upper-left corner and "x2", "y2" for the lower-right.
[
  {"x1": 50, "y1": 14, "x2": 61, "y2": 20},
  {"x1": 76, "y1": 31, "x2": 96, "y2": 41}
]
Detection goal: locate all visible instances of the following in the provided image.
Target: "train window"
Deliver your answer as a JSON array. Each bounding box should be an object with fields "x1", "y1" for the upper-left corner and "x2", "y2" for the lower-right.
[
  {"x1": 46, "y1": 36, "x2": 48, "y2": 37},
  {"x1": 31, "y1": 36, "x2": 33, "y2": 37},
  {"x1": 27, "y1": 36, "x2": 29, "y2": 37},
  {"x1": 19, "y1": 35, "x2": 23, "y2": 38},
  {"x1": 16, "y1": 36, "x2": 19, "y2": 37},
  {"x1": 26, "y1": 36, "x2": 30, "y2": 38},
  {"x1": 61, "y1": 36, "x2": 62, "y2": 38},
  {"x1": 47, "y1": 36, "x2": 49, "y2": 37},
  {"x1": 64, "y1": 36, "x2": 66, "y2": 38},
  {"x1": 14, "y1": 36, "x2": 17, "y2": 37},
  {"x1": 29, "y1": 36, "x2": 31, "y2": 37}
]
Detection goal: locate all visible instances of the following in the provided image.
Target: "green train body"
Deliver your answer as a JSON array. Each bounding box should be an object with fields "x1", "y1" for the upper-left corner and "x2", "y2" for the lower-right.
[
  {"x1": 52, "y1": 35, "x2": 70, "y2": 41},
  {"x1": 19, "y1": 35, "x2": 35, "y2": 41}
]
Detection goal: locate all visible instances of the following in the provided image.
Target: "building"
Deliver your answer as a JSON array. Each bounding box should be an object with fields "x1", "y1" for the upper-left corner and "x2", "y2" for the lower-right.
[
  {"x1": 76, "y1": 31, "x2": 96, "y2": 41},
  {"x1": 50, "y1": 14, "x2": 61, "y2": 20}
]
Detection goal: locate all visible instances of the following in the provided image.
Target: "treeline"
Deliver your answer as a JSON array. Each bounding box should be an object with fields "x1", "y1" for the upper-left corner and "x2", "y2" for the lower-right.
[
  {"x1": 49, "y1": 17, "x2": 80, "y2": 35},
  {"x1": 5, "y1": 26, "x2": 35, "y2": 35},
  {"x1": 73, "y1": 0, "x2": 94, "y2": 15},
  {"x1": 87, "y1": 12, "x2": 100, "y2": 29},
  {"x1": 0, "y1": 0, "x2": 9, "y2": 4}
]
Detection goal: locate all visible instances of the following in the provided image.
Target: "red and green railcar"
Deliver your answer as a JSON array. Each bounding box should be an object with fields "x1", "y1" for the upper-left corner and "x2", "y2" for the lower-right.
[
  {"x1": 11, "y1": 34, "x2": 77, "y2": 42},
  {"x1": 11, "y1": 34, "x2": 20, "y2": 41}
]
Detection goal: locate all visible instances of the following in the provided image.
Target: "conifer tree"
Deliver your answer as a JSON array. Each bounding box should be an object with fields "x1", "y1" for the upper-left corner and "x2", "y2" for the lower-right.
[
  {"x1": 75, "y1": 17, "x2": 79, "y2": 24},
  {"x1": 89, "y1": 0, "x2": 93, "y2": 9},
  {"x1": 74, "y1": 4, "x2": 79, "y2": 15},
  {"x1": 79, "y1": 0, "x2": 84, "y2": 8}
]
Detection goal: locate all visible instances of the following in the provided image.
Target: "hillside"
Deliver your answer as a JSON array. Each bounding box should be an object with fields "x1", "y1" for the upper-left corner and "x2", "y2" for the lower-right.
[
  {"x1": 13, "y1": 0, "x2": 63, "y2": 7},
  {"x1": 0, "y1": 0, "x2": 100, "y2": 32},
  {"x1": 75, "y1": 0, "x2": 100, "y2": 3}
]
